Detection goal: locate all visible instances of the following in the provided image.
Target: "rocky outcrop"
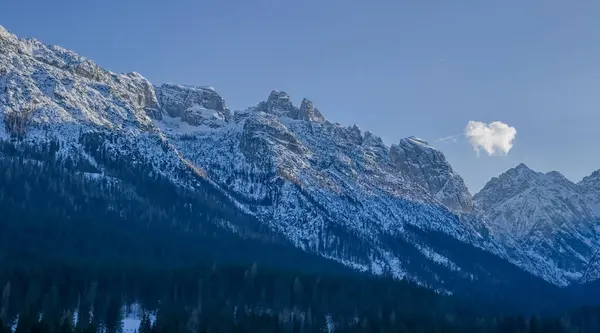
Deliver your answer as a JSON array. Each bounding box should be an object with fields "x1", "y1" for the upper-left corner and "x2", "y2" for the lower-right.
[
  {"x1": 295, "y1": 98, "x2": 325, "y2": 122},
  {"x1": 155, "y1": 84, "x2": 229, "y2": 120},
  {"x1": 390, "y1": 136, "x2": 474, "y2": 213},
  {"x1": 266, "y1": 90, "x2": 294, "y2": 115},
  {"x1": 123, "y1": 72, "x2": 162, "y2": 120},
  {"x1": 255, "y1": 92, "x2": 325, "y2": 122}
]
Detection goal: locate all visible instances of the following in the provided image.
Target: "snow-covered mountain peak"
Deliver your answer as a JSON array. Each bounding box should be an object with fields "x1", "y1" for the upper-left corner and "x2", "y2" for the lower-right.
[
  {"x1": 478, "y1": 165, "x2": 581, "y2": 203},
  {"x1": 260, "y1": 90, "x2": 295, "y2": 116},
  {"x1": 475, "y1": 164, "x2": 600, "y2": 285},
  {"x1": 506, "y1": 162, "x2": 538, "y2": 177},
  {"x1": 515, "y1": 162, "x2": 530, "y2": 170},
  {"x1": 475, "y1": 165, "x2": 587, "y2": 228},
  {"x1": 501, "y1": 164, "x2": 574, "y2": 187}
]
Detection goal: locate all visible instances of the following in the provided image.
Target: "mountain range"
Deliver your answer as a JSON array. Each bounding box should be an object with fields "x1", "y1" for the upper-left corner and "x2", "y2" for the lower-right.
[{"x1": 0, "y1": 24, "x2": 598, "y2": 300}]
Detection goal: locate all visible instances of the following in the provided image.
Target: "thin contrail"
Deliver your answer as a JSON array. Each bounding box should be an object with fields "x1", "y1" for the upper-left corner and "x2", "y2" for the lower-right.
[{"x1": 435, "y1": 133, "x2": 464, "y2": 142}]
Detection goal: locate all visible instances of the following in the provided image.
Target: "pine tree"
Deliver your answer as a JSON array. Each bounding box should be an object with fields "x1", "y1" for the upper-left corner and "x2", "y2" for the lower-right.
[{"x1": 138, "y1": 313, "x2": 153, "y2": 333}]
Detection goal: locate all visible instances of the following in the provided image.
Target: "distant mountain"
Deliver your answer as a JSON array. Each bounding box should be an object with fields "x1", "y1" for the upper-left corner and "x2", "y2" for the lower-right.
[
  {"x1": 0, "y1": 24, "x2": 593, "y2": 305},
  {"x1": 474, "y1": 163, "x2": 600, "y2": 285}
]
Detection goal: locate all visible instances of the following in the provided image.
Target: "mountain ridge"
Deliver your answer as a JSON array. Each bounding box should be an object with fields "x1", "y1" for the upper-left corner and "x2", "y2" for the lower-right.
[{"x1": 1, "y1": 24, "x2": 598, "y2": 294}]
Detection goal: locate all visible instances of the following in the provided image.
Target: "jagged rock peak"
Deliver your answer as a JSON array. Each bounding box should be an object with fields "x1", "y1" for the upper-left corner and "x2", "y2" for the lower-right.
[
  {"x1": 253, "y1": 90, "x2": 294, "y2": 117},
  {"x1": 298, "y1": 97, "x2": 325, "y2": 122},
  {"x1": 390, "y1": 136, "x2": 474, "y2": 213},
  {"x1": 362, "y1": 131, "x2": 386, "y2": 150},
  {"x1": 296, "y1": 98, "x2": 324, "y2": 122},
  {"x1": 299, "y1": 98, "x2": 313, "y2": 111},
  {"x1": 341, "y1": 124, "x2": 363, "y2": 144},
  {"x1": 266, "y1": 90, "x2": 294, "y2": 113},
  {"x1": 254, "y1": 91, "x2": 325, "y2": 122}
]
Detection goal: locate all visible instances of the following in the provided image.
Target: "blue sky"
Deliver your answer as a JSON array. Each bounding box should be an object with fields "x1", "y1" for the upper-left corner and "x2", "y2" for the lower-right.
[{"x1": 2, "y1": 0, "x2": 599, "y2": 192}]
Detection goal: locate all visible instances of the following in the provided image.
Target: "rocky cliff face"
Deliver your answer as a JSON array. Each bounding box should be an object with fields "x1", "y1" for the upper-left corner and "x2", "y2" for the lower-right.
[
  {"x1": 390, "y1": 137, "x2": 474, "y2": 213},
  {"x1": 296, "y1": 98, "x2": 325, "y2": 122},
  {"x1": 155, "y1": 83, "x2": 230, "y2": 127}
]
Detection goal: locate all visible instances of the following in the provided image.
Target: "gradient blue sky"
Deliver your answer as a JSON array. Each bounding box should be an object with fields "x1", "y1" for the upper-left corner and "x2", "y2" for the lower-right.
[{"x1": 2, "y1": 0, "x2": 599, "y2": 192}]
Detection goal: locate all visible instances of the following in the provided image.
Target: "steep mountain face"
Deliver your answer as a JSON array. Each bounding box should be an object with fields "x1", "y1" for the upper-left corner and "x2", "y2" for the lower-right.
[
  {"x1": 0, "y1": 24, "x2": 575, "y2": 299},
  {"x1": 389, "y1": 137, "x2": 474, "y2": 213},
  {"x1": 474, "y1": 164, "x2": 600, "y2": 285}
]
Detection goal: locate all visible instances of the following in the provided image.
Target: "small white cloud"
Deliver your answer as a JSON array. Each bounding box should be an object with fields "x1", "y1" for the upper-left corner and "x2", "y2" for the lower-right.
[{"x1": 465, "y1": 121, "x2": 517, "y2": 156}]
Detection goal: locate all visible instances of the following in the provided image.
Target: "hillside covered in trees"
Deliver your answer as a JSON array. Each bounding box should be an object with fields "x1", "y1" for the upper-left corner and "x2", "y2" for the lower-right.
[{"x1": 0, "y1": 140, "x2": 598, "y2": 332}]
